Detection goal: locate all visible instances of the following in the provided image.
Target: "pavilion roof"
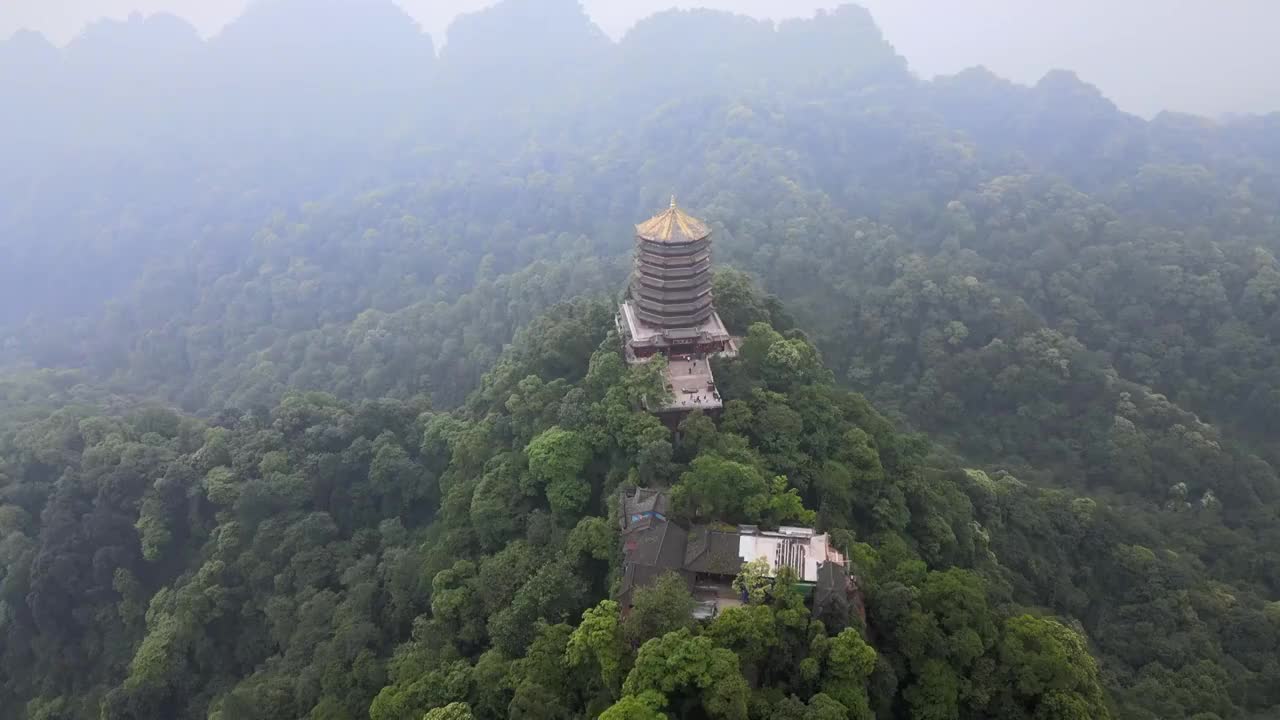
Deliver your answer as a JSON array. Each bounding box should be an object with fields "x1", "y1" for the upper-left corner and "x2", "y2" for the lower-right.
[{"x1": 636, "y1": 198, "x2": 712, "y2": 244}]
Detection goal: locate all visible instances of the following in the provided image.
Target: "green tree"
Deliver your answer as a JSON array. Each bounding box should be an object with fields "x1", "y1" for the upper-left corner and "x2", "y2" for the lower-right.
[
  {"x1": 805, "y1": 693, "x2": 850, "y2": 720},
  {"x1": 599, "y1": 691, "x2": 668, "y2": 720},
  {"x1": 704, "y1": 604, "x2": 778, "y2": 674},
  {"x1": 820, "y1": 628, "x2": 876, "y2": 720},
  {"x1": 566, "y1": 600, "x2": 628, "y2": 696},
  {"x1": 623, "y1": 629, "x2": 750, "y2": 720},
  {"x1": 990, "y1": 616, "x2": 1110, "y2": 720},
  {"x1": 672, "y1": 454, "x2": 768, "y2": 523},
  {"x1": 623, "y1": 572, "x2": 695, "y2": 646},
  {"x1": 423, "y1": 702, "x2": 473, "y2": 720},
  {"x1": 526, "y1": 427, "x2": 593, "y2": 519},
  {"x1": 732, "y1": 558, "x2": 773, "y2": 604}
]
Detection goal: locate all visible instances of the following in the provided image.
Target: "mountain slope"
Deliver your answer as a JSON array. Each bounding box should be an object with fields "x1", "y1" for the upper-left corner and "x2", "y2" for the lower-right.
[{"x1": 1, "y1": 293, "x2": 1117, "y2": 720}]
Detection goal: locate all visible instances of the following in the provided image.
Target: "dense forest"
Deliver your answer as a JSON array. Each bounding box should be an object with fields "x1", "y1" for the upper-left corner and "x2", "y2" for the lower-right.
[{"x1": 2, "y1": 1, "x2": 1280, "y2": 718}]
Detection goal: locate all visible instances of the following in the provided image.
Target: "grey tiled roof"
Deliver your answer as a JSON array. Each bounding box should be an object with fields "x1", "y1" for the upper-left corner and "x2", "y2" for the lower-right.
[
  {"x1": 622, "y1": 518, "x2": 688, "y2": 570},
  {"x1": 622, "y1": 486, "x2": 670, "y2": 521},
  {"x1": 684, "y1": 526, "x2": 745, "y2": 576},
  {"x1": 814, "y1": 561, "x2": 850, "y2": 613}
]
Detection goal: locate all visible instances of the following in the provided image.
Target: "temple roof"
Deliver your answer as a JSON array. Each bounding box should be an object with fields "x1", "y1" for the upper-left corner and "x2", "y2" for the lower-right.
[
  {"x1": 684, "y1": 527, "x2": 745, "y2": 575},
  {"x1": 636, "y1": 198, "x2": 712, "y2": 244},
  {"x1": 623, "y1": 487, "x2": 671, "y2": 521},
  {"x1": 623, "y1": 519, "x2": 688, "y2": 569}
]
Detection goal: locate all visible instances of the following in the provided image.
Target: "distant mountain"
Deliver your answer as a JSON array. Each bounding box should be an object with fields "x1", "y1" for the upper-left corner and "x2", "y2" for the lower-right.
[
  {"x1": 0, "y1": 0, "x2": 1269, "y2": 197},
  {"x1": 0, "y1": 28, "x2": 59, "y2": 75},
  {"x1": 0, "y1": 30, "x2": 60, "y2": 141},
  {"x1": 442, "y1": 0, "x2": 608, "y2": 71},
  {"x1": 60, "y1": 14, "x2": 206, "y2": 140},
  {"x1": 614, "y1": 5, "x2": 906, "y2": 104},
  {"x1": 63, "y1": 12, "x2": 203, "y2": 68},
  {"x1": 616, "y1": 9, "x2": 776, "y2": 97},
  {"x1": 424, "y1": 0, "x2": 611, "y2": 141},
  {"x1": 774, "y1": 5, "x2": 907, "y2": 85},
  {"x1": 2, "y1": 15, "x2": 204, "y2": 147},
  {"x1": 211, "y1": 0, "x2": 434, "y2": 85},
  {"x1": 206, "y1": 0, "x2": 435, "y2": 137},
  {"x1": 929, "y1": 66, "x2": 1148, "y2": 186},
  {"x1": 1, "y1": 0, "x2": 439, "y2": 146}
]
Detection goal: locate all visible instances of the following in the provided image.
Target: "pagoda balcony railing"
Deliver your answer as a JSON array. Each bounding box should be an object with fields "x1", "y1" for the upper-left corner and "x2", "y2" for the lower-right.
[
  {"x1": 635, "y1": 258, "x2": 713, "y2": 279},
  {"x1": 634, "y1": 237, "x2": 710, "y2": 257},
  {"x1": 628, "y1": 330, "x2": 724, "y2": 347},
  {"x1": 634, "y1": 273, "x2": 710, "y2": 291},
  {"x1": 635, "y1": 263, "x2": 711, "y2": 280},
  {"x1": 633, "y1": 285, "x2": 712, "y2": 304},
  {"x1": 635, "y1": 249, "x2": 711, "y2": 269},
  {"x1": 632, "y1": 306, "x2": 715, "y2": 328},
  {"x1": 633, "y1": 295, "x2": 715, "y2": 317}
]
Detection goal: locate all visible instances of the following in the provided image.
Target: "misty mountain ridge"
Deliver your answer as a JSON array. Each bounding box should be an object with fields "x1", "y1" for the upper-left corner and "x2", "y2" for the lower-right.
[
  {"x1": 0, "y1": 0, "x2": 909, "y2": 149},
  {"x1": 0, "y1": 1, "x2": 1073, "y2": 109},
  {"x1": 442, "y1": 0, "x2": 609, "y2": 66},
  {"x1": 5, "y1": 0, "x2": 1274, "y2": 152},
  {"x1": 1, "y1": 0, "x2": 1277, "y2": 361},
  {"x1": 2, "y1": 0, "x2": 1278, "y2": 327}
]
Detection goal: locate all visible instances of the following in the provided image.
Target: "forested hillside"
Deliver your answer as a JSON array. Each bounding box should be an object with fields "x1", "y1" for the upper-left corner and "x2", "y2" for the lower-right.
[
  {"x1": 2, "y1": 1, "x2": 1280, "y2": 719},
  {"x1": 1, "y1": 295, "x2": 1118, "y2": 720}
]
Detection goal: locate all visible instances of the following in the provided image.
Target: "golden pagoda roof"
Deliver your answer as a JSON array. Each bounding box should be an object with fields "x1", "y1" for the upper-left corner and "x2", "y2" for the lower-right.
[{"x1": 635, "y1": 197, "x2": 712, "y2": 244}]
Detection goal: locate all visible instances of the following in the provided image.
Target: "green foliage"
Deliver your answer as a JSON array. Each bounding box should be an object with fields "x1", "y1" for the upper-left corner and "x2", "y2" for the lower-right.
[
  {"x1": 566, "y1": 600, "x2": 628, "y2": 696},
  {"x1": 672, "y1": 454, "x2": 768, "y2": 523},
  {"x1": 623, "y1": 572, "x2": 696, "y2": 646},
  {"x1": 761, "y1": 475, "x2": 817, "y2": 528},
  {"x1": 566, "y1": 516, "x2": 616, "y2": 563},
  {"x1": 524, "y1": 426, "x2": 595, "y2": 522},
  {"x1": 819, "y1": 629, "x2": 877, "y2": 720},
  {"x1": 423, "y1": 702, "x2": 473, "y2": 720},
  {"x1": 599, "y1": 691, "x2": 668, "y2": 720},
  {"x1": 623, "y1": 629, "x2": 750, "y2": 720},
  {"x1": 704, "y1": 604, "x2": 778, "y2": 670},
  {"x1": 804, "y1": 693, "x2": 851, "y2": 720},
  {"x1": 0, "y1": 275, "x2": 1209, "y2": 720},
  {"x1": 990, "y1": 616, "x2": 1110, "y2": 720},
  {"x1": 732, "y1": 559, "x2": 773, "y2": 605}
]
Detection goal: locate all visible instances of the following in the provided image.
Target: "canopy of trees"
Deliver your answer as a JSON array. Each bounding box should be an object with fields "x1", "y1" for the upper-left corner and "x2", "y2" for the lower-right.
[{"x1": 1, "y1": 297, "x2": 1120, "y2": 719}]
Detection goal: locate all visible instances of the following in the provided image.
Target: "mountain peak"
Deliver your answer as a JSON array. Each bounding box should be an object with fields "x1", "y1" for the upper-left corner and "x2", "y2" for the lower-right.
[
  {"x1": 211, "y1": 0, "x2": 435, "y2": 81},
  {"x1": 0, "y1": 29, "x2": 59, "y2": 79},
  {"x1": 3, "y1": 28, "x2": 56, "y2": 51},
  {"x1": 215, "y1": 0, "x2": 434, "y2": 54},
  {"x1": 68, "y1": 11, "x2": 202, "y2": 48},
  {"x1": 1036, "y1": 69, "x2": 1101, "y2": 96},
  {"x1": 443, "y1": 0, "x2": 609, "y2": 65}
]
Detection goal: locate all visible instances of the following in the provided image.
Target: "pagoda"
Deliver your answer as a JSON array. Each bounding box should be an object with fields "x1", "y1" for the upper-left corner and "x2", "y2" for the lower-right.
[{"x1": 617, "y1": 198, "x2": 735, "y2": 419}]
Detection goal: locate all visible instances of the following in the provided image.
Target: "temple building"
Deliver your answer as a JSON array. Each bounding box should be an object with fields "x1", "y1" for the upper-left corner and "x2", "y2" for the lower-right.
[
  {"x1": 618, "y1": 488, "x2": 861, "y2": 622},
  {"x1": 616, "y1": 199, "x2": 736, "y2": 419},
  {"x1": 613, "y1": 204, "x2": 862, "y2": 623}
]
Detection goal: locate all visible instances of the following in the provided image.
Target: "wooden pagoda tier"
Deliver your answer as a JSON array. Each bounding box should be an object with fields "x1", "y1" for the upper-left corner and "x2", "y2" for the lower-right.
[{"x1": 629, "y1": 199, "x2": 716, "y2": 328}]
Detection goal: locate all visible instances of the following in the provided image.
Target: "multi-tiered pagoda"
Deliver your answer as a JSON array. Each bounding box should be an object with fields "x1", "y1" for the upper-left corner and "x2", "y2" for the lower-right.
[{"x1": 617, "y1": 199, "x2": 735, "y2": 419}]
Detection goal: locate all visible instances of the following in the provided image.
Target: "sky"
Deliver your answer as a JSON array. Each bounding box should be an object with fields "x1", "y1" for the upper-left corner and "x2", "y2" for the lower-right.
[{"x1": 2, "y1": 0, "x2": 1278, "y2": 118}]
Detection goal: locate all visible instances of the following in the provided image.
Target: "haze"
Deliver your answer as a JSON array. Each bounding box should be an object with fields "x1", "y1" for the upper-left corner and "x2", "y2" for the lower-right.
[{"x1": 3, "y1": 0, "x2": 1278, "y2": 118}]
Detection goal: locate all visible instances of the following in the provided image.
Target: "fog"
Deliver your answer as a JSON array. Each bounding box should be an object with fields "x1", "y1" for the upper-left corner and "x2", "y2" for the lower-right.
[{"x1": 3, "y1": 0, "x2": 1278, "y2": 117}]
